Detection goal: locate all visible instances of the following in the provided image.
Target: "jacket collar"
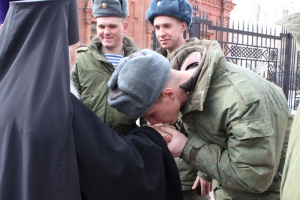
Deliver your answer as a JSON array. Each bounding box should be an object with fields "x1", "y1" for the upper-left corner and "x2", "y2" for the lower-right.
[
  {"x1": 88, "y1": 35, "x2": 137, "y2": 62},
  {"x1": 168, "y1": 39, "x2": 227, "y2": 113}
]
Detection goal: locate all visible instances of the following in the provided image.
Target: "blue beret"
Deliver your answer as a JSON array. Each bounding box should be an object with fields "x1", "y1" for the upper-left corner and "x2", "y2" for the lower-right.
[
  {"x1": 146, "y1": 0, "x2": 193, "y2": 26},
  {"x1": 92, "y1": 0, "x2": 129, "y2": 18},
  {"x1": 107, "y1": 49, "x2": 171, "y2": 119}
]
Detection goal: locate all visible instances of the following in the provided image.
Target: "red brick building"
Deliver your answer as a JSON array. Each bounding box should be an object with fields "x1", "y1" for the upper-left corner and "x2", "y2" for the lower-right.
[{"x1": 77, "y1": 0, "x2": 235, "y2": 49}]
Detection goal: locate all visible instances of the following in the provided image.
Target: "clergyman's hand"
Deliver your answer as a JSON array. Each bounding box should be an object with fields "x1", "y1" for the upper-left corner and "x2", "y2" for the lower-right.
[
  {"x1": 150, "y1": 124, "x2": 173, "y2": 144},
  {"x1": 159, "y1": 125, "x2": 188, "y2": 157}
]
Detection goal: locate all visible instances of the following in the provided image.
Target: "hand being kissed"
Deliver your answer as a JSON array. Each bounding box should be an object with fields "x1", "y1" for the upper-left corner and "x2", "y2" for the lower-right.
[{"x1": 150, "y1": 123, "x2": 174, "y2": 144}]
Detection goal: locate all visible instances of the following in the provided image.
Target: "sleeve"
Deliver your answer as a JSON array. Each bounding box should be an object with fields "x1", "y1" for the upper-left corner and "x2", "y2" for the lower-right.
[
  {"x1": 71, "y1": 63, "x2": 81, "y2": 95},
  {"x1": 181, "y1": 102, "x2": 277, "y2": 193},
  {"x1": 197, "y1": 171, "x2": 212, "y2": 182}
]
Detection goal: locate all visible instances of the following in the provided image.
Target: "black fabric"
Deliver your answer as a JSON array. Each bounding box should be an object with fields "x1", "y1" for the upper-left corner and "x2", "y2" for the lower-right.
[
  {"x1": 0, "y1": 0, "x2": 11, "y2": 24},
  {"x1": 72, "y1": 95, "x2": 183, "y2": 200},
  {"x1": 0, "y1": 1, "x2": 81, "y2": 199},
  {"x1": 67, "y1": 0, "x2": 80, "y2": 45},
  {"x1": 0, "y1": 1, "x2": 183, "y2": 199}
]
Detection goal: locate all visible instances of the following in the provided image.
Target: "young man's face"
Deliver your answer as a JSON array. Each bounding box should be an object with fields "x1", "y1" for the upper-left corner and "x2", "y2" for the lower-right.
[
  {"x1": 97, "y1": 17, "x2": 128, "y2": 51},
  {"x1": 153, "y1": 16, "x2": 187, "y2": 54},
  {"x1": 144, "y1": 95, "x2": 181, "y2": 126}
]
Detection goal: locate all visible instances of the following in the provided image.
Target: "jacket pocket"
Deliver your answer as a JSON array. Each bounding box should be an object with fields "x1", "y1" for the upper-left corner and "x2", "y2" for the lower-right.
[
  {"x1": 228, "y1": 72, "x2": 260, "y2": 106},
  {"x1": 230, "y1": 118, "x2": 274, "y2": 141}
]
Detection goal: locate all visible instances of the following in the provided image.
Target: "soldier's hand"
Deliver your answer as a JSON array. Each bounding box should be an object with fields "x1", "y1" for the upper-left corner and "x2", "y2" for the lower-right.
[{"x1": 159, "y1": 125, "x2": 188, "y2": 157}]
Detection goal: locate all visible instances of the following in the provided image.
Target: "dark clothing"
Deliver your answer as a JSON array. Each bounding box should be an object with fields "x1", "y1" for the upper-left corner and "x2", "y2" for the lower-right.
[
  {"x1": 72, "y1": 94, "x2": 183, "y2": 200},
  {"x1": 0, "y1": 1, "x2": 182, "y2": 199},
  {"x1": 0, "y1": 1, "x2": 80, "y2": 199},
  {"x1": 0, "y1": 0, "x2": 11, "y2": 24}
]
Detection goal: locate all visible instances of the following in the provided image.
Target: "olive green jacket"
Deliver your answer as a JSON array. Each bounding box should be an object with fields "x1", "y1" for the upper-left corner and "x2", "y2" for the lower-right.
[
  {"x1": 281, "y1": 108, "x2": 300, "y2": 199},
  {"x1": 156, "y1": 42, "x2": 199, "y2": 191},
  {"x1": 169, "y1": 39, "x2": 293, "y2": 200},
  {"x1": 278, "y1": 12, "x2": 300, "y2": 200},
  {"x1": 71, "y1": 36, "x2": 138, "y2": 136}
]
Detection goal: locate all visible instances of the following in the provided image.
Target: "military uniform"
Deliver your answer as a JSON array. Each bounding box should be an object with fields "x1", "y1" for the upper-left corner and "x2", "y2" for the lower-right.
[
  {"x1": 169, "y1": 39, "x2": 293, "y2": 200},
  {"x1": 278, "y1": 12, "x2": 300, "y2": 200},
  {"x1": 280, "y1": 108, "x2": 300, "y2": 199},
  {"x1": 72, "y1": 35, "x2": 138, "y2": 136},
  {"x1": 156, "y1": 39, "x2": 208, "y2": 200}
]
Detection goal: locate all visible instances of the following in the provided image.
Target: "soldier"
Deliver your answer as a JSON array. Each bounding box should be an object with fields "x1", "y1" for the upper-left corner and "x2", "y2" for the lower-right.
[
  {"x1": 71, "y1": 0, "x2": 140, "y2": 136},
  {"x1": 146, "y1": 1, "x2": 211, "y2": 199},
  {"x1": 107, "y1": 46, "x2": 293, "y2": 200}
]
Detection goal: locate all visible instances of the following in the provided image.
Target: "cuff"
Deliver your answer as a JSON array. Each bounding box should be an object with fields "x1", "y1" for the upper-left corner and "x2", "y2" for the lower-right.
[
  {"x1": 197, "y1": 171, "x2": 212, "y2": 182},
  {"x1": 180, "y1": 136, "x2": 207, "y2": 164}
]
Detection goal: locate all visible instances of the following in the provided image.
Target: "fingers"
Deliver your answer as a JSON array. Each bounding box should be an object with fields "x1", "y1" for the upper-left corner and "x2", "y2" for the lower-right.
[
  {"x1": 200, "y1": 179, "x2": 212, "y2": 197},
  {"x1": 151, "y1": 124, "x2": 188, "y2": 157},
  {"x1": 163, "y1": 135, "x2": 172, "y2": 144},
  {"x1": 201, "y1": 186, "x2": 208, "y2": 197},
  {"x1": 192, "y1": 176, "x2": 200, "y2": 190},
  {"x1": 150, "y1": 124, "x2": 172, "y2": 144},
  {"x1": 159, "y1": 125, "x2": 178, "y2": 136},
  {"x1": 150, "y1": 124, "x2": 171, "y2": 136}
]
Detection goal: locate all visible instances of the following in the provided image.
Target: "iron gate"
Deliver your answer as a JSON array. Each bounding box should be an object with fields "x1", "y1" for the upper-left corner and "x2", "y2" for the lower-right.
[{"x1": 152, "y1": 16, "x2": 300, "y2": 114}]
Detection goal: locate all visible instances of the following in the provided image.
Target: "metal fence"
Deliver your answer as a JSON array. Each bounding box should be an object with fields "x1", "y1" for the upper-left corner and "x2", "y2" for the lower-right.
[{"x1": 152, "y1": 16, "x2": 300, "y2": 114}]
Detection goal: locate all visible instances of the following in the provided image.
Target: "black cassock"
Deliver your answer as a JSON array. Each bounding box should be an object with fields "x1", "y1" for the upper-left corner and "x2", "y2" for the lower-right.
[{"x1": 0, "y1": 1, "x2": 183, "y2": 199}]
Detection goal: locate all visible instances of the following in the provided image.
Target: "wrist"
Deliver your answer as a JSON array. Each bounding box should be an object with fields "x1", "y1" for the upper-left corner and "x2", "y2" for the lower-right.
[{"x1": 179, "y1": 137, "x2": 191, "y2": 158}]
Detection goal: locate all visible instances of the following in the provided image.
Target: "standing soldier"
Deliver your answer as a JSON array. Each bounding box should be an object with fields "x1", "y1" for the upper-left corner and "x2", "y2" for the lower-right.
[
  {"x1": 146, "y1": 0, "x2": 212, "y2": 199},
  {"x1": 71, "y1": 0, "x2": 139, "y2": 136}
]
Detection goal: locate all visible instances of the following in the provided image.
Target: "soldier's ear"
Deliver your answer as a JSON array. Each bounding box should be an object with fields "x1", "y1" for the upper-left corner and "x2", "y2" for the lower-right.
[
  {"x1": 123, "y1": 21, "x2": 128, "y2": 32},
  {"x1": 180, "y1": 21, "x2": 188, "y2": 32},
  {"x1": 162, "y1": 88, "x2": 176, "y2": 100}
]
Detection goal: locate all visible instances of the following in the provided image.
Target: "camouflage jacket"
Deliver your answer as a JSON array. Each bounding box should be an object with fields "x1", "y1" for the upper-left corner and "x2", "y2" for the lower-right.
[
  {"x1": 278, "y1": 12, "x2": 300, "y2": 200},
  {"x1": 169, "y1": 39, "x2": 293, "y2": 200},
  {"x1": 281, "y1": 108, "x2": 299, "y2": 200},
  {"x1": 71, "y1": 36, "x2": 138, "y2": 136},
  {"x1": 156, "y1": 39, "x2": 200, "y2": 191}
]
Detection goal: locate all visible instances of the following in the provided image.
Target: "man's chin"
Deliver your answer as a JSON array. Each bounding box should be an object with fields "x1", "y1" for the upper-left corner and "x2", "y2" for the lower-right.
[
  {"x1": 160, "y1": 43, "x2": 169, "y2": 49},
  {"x1": 101, "y1": 41, "x2": 114, "y2": 47},
  {"x1": 102, "y1": 44, "x2": 113, "y2": 48}
]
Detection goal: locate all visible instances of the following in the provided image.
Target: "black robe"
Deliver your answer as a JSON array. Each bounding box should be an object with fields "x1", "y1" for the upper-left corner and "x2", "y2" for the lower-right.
[{"x1": 0, "y1": 0, "x2": 183, "y2": 199}]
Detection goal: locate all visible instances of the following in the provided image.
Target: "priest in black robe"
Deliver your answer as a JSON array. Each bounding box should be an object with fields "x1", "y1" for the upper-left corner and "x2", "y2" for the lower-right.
[{"x1": 0, "y1": 1, "x2": 183, "y2": 199}]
